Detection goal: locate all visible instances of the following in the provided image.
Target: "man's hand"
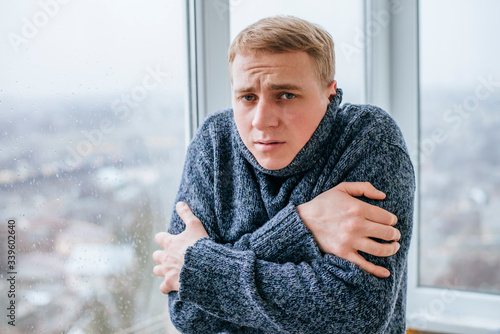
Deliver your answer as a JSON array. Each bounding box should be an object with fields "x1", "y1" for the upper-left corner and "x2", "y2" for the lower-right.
[
  {"x1": 153, "y1": 202, "x2": 209, "y2": 294},
  {"x1": 296, "y1": 182, "x2": 400, "y2": 278}
]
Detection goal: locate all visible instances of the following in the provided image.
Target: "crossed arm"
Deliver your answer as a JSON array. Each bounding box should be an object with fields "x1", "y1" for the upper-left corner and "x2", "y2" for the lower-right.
[{"x1": 153, "y1": 181, "x2": 401, "y2": 294}]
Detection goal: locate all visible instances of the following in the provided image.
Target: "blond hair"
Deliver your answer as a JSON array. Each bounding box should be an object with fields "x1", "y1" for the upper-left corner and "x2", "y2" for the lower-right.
[{"x1": 228, "y1": 16, "x2": 335, "y2": 87}]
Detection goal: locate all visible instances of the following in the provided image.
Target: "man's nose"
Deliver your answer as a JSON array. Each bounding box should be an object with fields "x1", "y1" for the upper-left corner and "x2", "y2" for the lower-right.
[{"x1": 252, "y1": 99, "x2": 279, "y2": 129}]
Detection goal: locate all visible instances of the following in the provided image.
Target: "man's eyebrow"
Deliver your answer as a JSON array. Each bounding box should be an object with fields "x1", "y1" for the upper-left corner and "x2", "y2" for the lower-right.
[
  {"x1": 233, "y1": 84, "x2": 303, "y2": 93},
  {"x1": 233, "y1": 86, "x2": 255, "y2": 93},
  {"x1": 267, "y1": 83, "x2": 303, "y2": 91}
]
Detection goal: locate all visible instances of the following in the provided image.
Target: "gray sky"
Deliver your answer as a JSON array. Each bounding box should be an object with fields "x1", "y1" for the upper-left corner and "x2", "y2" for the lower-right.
[
  {"x1": 0, "y1": 0, "x2": 186, "y2": 99},
  {"x1": 419, "y1": 0, "x2": 500, "y2": 89}
]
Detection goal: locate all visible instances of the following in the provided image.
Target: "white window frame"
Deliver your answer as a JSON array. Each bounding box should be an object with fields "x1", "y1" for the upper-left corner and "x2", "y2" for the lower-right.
[
  {"x1": 186, "y1": 0, "x2": 232, "y2": 142},
  {"x1": 193, "y1": 1, "x2": 500, "y2": 332}
]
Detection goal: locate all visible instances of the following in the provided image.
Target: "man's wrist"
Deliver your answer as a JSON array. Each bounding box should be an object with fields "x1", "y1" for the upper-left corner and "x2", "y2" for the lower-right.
[{"x1": 296, "y1": 202, "x2": 313, "y2": 231}]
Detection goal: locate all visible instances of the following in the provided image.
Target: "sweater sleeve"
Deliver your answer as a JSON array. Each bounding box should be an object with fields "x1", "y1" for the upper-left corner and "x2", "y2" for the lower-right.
[
  {"x1": 230, "y1": 203, "x2": 321, "y2": 263},
  {"x1": 175, "y1": 140, "x2": 415, "y2": 333}
]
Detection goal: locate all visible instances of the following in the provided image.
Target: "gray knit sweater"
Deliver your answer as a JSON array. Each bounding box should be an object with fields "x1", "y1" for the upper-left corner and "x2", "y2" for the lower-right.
[{"x1": 167, "y1": 89, "x2": 415, "y2": 333}]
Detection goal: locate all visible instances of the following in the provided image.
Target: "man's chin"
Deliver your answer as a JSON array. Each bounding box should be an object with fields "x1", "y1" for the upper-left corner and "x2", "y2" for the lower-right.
[{"x1": 255, "y1": 156, "x2": 293, "y2": 171}]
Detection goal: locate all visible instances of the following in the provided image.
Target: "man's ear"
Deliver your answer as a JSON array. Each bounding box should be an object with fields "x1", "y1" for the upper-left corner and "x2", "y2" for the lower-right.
[{"x1": 327, "y1": 80, "x2": 337, "y2": 102}]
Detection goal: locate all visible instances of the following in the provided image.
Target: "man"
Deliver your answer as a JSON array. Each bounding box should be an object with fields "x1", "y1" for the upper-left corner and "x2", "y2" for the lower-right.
[{"x1": 153, "y1": 16, "x2": 415, "y2": 333}]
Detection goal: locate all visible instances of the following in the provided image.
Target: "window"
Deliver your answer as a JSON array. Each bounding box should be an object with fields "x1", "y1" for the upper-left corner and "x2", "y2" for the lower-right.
[
  {"x1": 403, "y1": 0, "x2": 500, "y2": 332},
  {"x1": 419, "y1": 0, "x2": 500, "y2": 296},
  {"x1": 0, "y1": 1, "x2": 187, "y2": 332}
]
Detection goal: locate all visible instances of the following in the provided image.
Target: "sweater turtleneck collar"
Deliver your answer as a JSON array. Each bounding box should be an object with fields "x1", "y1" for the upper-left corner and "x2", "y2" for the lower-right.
[{"x1": 234, "y1": 88, "x2": 343, "y2": 178}]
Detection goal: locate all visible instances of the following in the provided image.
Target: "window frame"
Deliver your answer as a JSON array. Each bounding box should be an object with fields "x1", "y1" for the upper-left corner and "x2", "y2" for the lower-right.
[
  {"x1": 186, "y1": 0, "x2": 232, "y2": 140},
  {"x1": 195, "y1": 0, "x2": 500, "y2": 332},
  {"x1": 375, "y1": 1, "x2": 500, "y2": 333}
]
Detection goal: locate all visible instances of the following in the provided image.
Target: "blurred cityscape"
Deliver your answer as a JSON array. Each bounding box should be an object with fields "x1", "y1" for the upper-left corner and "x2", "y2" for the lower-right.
[
  {"x1": 419, "y1": 87, "x2": 500, "y2": 294},
  {"x1": 0, "y1": 91, "x2": 185, "y2": 333}
]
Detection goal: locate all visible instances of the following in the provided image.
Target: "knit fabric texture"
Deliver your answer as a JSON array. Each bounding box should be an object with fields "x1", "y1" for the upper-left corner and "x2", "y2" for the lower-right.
[{"x1": 167, "y1": 89, "x2": 416, "y2": 333}]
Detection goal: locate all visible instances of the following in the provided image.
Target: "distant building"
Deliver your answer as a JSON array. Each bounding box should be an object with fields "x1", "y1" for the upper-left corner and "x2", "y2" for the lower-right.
[{"x1": 55, "y1": 219, "x2": 115, "y2": 257}]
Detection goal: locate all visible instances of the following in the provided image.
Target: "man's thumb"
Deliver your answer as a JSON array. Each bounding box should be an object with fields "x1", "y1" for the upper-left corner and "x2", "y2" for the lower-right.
[{"x1": 176, "y1": 202, "x2": 200, "y2": 228}]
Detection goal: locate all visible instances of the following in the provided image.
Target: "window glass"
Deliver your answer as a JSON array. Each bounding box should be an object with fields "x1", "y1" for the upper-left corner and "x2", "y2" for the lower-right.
[
  {"x1": 419, "y1": 0, "x2": 500, "y2": 294},
  {"x1": 0, "y1": 1, "x2": 186, "y2": 332},
  {"x1": 229, "y1": 0, "x2": 365, "y2": 104}
]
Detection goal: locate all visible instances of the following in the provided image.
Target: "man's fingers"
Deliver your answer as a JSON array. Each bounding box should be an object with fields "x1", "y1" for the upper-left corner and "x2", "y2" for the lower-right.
[
  {"x1": 152, "y1": 250, "x2": 163, "y2": 264},
  {"x1": 338, "y1": 182, "x2": 386, "y2": 200},
  {"x1": 159, "y1": 279, "x2": 173, "y2": 294},
  {"x1": 154, "y1": 232, "x2": 172, "y2": 248},
  {"x1": 356, "y1": 239, "x2": 401, "y2": 257},
  {"x1": 364, "y1": 202, "x2": 398, "y2": 226},
  {"x1": 160, "y1": 275, "x2": 180, "y2": 294},
  {"x1": 336, "y1": 182, "x2": 398, "y2": 226},
  {"x1": 364, "y1": 222, "x2": 401, "y2": 241},
  {"x1": 153, "y1": 264, "x2": 166, "y2": 276},
  {"x1": 348, "y1": 253, "x2": 391, "y2": 278}
]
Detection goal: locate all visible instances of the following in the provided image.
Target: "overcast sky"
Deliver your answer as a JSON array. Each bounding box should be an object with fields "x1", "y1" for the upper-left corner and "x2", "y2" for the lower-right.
[
  {"x1": 419, "y1": 0, "x2": 500, "y2": 90},
  {"x1": 0, "y1": 0, "x2": 186, "y2": 99}
]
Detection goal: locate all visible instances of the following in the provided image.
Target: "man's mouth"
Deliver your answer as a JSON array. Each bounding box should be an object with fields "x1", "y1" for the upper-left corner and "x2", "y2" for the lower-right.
[{"x1": 254, "y1": 140, "x2": 285, "y2": 152}]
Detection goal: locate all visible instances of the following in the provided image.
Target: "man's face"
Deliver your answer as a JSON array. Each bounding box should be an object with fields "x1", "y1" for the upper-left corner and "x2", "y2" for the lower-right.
[{"x1": 232, "y1": 51, "x2": 337, "y2": 170}]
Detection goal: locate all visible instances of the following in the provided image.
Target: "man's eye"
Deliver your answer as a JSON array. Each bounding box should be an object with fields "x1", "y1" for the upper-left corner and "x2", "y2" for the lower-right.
[
  {"x1": 241, "y1": 95, "x2": 255, "y2": 102},
  {"x1": 280, "y1": 93, "x2": 296, "y2": 100}
]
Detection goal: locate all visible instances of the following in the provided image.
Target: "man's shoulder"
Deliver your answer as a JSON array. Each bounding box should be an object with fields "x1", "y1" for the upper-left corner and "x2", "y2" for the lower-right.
[
  {"x1": 201, "y1": 108, "x2": 234, "y2": 131},
  {"x1": 335, "y1": 103, "x2": 407, "y2": 151},
  {"x1": 192, "y1": 108, "x2": 234, "y2": 142},
  {"x1": 186, "y1": 109, "x2": 237, "y2": 162},
  {"x1": 336, "y1": 103, "x2": 396, "y2": 133}
]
